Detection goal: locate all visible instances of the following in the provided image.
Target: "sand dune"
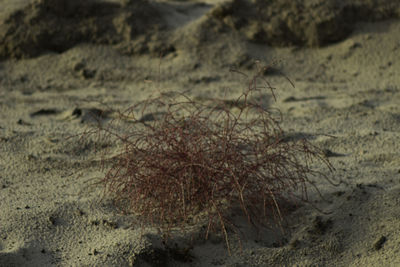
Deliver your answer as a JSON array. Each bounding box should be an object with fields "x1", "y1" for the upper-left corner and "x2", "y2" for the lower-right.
[{"x1": 0, "y1": 0, "x2": 399, "y2": 266}]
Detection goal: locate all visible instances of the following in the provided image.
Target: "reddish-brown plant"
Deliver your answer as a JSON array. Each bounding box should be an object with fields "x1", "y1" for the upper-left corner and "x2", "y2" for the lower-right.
[{"x1": 82, "y1": 64, "x2": 334, "y2": 252}]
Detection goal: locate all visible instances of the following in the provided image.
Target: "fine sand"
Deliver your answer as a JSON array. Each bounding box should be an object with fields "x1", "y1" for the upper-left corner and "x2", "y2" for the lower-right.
[{"x1": 1, "y1": 0, "x2": 400, "y2": 266}]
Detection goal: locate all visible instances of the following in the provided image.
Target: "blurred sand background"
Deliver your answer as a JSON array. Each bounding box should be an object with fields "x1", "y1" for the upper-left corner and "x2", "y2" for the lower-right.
[{"x1": 0, "y1": 0, "x2": 399, "y2": 266}]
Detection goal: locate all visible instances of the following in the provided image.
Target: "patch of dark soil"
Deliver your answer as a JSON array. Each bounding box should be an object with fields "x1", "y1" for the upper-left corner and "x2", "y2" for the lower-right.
[
  {"x1": 205, "y1": 0, "x2": 400, "y2": 47},
  {"x1": 30, "y1": 108, "x2": 59, "y2": 117},
  {"x1": 0, "y1": 0, "x2": 164, "y2": 59}
]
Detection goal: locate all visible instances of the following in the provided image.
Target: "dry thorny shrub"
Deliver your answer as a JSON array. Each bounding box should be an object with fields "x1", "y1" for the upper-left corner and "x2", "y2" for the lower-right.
[{"x1": 80, "y1": 63, "x2": 335, "y2": 253}]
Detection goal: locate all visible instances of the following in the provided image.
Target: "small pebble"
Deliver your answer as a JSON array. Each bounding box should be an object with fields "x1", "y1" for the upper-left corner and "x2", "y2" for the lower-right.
[{"x1": 373, "y1": 235, "x2": 387, "y2": 250}]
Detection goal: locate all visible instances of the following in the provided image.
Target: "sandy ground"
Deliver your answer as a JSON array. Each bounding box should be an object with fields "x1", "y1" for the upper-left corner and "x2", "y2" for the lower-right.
[{"x1": 0, "y1": 0, "x2": 400, "y2": 266}]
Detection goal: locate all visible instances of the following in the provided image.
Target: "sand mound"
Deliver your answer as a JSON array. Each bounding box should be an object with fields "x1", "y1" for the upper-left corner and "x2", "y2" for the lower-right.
[
  {"x1": 0, "y1": 0, "x2": 164, "y2": 59},
  {"x1": 2, "y1": 0, "x2": 398, "y2": 60},
  {"x1": 205, "y1": 0, "x2": 400, "y2": 47}
]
